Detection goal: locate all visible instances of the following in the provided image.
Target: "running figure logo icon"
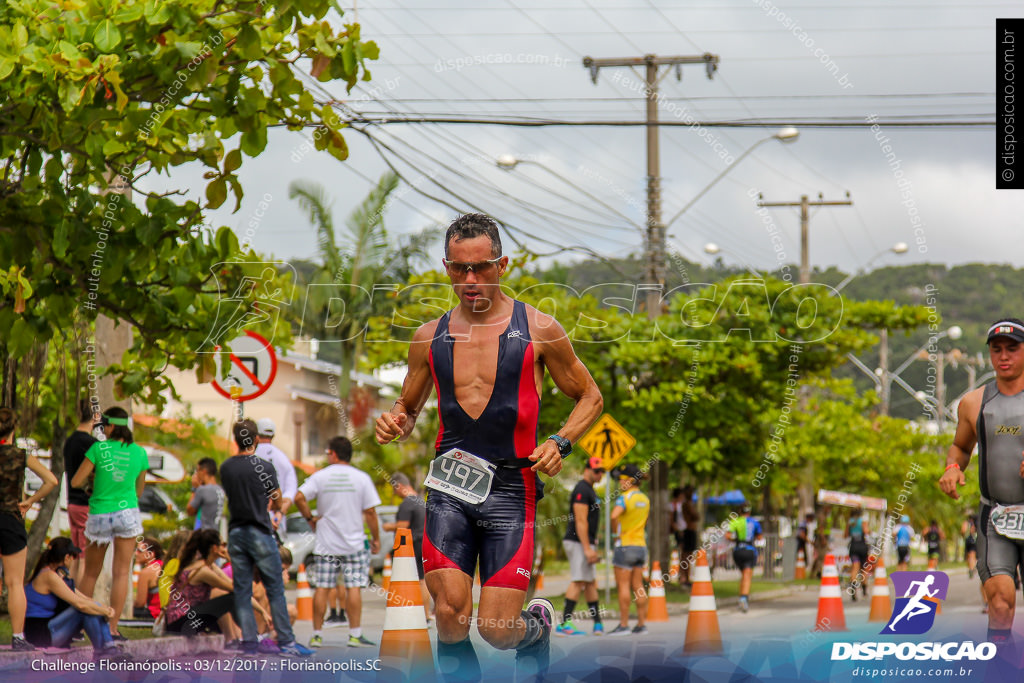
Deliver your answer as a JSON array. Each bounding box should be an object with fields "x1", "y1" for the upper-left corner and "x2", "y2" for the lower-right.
[{"x1": 882, "y1": 571, "x2": 949, "y2": 635}]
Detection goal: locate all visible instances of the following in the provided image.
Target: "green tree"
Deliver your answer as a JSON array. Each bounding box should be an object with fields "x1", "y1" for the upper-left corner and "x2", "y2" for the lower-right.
[
  {"x1": 289, "y1": 172, "x2": 438, "y2": 433},
  {"x1": 0, "y1": 0, "x2": 379, "y2": 561}
]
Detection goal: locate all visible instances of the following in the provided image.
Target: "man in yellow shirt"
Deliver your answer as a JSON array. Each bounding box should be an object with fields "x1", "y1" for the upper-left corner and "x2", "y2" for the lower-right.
[{"x1": 608, "y1": 464, "x2": 650, "y2": 636}]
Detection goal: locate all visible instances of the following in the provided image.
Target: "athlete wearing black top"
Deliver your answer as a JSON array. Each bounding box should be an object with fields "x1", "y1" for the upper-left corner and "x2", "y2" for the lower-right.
[{"x1": 376, "y1": 214, "x2": 602, "y2": 678}]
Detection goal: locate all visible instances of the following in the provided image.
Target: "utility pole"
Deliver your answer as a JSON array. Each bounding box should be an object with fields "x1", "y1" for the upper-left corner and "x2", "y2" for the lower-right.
[
  {"x1": 757, "y1": 193, "x2": 853, "y2": 518},
  {"x1": 583, "y1": 53, "x2": 719, "y2": 570}
]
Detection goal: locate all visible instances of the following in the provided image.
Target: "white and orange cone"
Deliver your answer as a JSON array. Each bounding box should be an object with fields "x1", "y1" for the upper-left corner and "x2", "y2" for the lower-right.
[
  {"x1": 684, "y1": 549, "x2": 722, "y2": 654},
  {"x1": 296, "y1": 563, "x2": 313, "y2": 622},
  {"x1": 670, "y1": 549, "x2": 681, "y2": 583},
  {"x1": 795, "y1": 547, "x2": 807, "y2": 580},
  {"x1": 815, "y1": 554, "x2": 847, "y2": 631},
  {"x1": 378, "y1": 529, "x2": 433, "y2": 681},
  {"x1": 534, "y1": 547, "x2": 544, "y2": 591},
  {"x1": 647, "y1": 561, "x2": 669, "y2": 622},
  {"x1": 868, "y1": 554, "x2": 892, "y2": 622}
]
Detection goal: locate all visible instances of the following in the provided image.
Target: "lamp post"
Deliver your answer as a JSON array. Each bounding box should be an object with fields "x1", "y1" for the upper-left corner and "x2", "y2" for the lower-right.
[
  {"x1": 877, "y1": 325, "x2": 963, "y2": 416},
  {"x1": 664, "y1": 127, "x2": 799, "y2": 232},
  {"x1": 833, "y1": 242, "x2": 909, "y2": 293},
  {"x1": 495, "y1": 155, "x2": 642, "y2": 231}
]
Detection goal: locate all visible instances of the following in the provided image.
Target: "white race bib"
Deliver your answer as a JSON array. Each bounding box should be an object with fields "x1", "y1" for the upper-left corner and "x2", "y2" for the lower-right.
[
  {"x1": 423, "y1": 448, "x2": 496, "y2": 505},
  {"x1": 990, "y1": 504, "x2": 1024, "y2": 540}
]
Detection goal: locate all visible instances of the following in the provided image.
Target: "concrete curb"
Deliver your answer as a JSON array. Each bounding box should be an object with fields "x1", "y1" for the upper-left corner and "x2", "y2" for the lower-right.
[{"x1": 0, "y1": 634, "x2": 224, "y2": 672}]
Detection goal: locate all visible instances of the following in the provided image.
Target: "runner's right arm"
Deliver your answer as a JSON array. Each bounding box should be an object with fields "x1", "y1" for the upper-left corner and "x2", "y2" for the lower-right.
[
  {"x1": 939, "y1": 388, "x2": 981, "y2": 499},
  {"x1": 376, "y1": 322, "x2": 438, "y2": 445}
]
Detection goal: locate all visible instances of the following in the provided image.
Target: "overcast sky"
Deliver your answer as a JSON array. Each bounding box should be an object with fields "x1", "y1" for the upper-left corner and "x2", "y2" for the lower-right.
[{"x1": 142, "y1": 1, "x2": 1020, "y2": 276}]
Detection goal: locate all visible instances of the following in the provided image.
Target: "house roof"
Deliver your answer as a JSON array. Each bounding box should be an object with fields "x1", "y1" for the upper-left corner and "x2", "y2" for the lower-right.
[{"x1": 276, "y1": 350, "x2": 385, "y2": 388}]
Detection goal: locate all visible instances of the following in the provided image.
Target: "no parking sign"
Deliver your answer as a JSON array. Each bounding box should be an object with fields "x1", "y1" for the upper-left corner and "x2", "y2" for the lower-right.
[{"x1": 211, "y1": 331, "x2": 277, "y2": 402}]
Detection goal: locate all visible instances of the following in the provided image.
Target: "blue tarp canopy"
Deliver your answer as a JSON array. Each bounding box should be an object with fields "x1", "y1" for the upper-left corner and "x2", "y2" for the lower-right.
[{"x1": 705, "y1": 490, "x2": 746, "y2": 505}]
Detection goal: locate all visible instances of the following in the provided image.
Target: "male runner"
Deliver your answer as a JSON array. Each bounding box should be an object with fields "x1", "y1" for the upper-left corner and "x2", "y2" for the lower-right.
[
  {"x1": 939, "y1": 317, "x2": 1024, "y2": 650},
  {"x1": 375, "y1": 213, "x2": 603, "y2": 678}
]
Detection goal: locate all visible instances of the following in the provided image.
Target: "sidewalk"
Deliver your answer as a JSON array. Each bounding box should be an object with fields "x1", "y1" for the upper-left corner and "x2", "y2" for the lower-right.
[{"x1": 0, "y1": 568, "x2": 809, "y2": 670}]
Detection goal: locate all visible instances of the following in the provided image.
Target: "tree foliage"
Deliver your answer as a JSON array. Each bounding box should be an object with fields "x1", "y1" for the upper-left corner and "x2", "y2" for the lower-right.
[{"x1": 0, "y1": 0, "x2": 377, "y2": 404}]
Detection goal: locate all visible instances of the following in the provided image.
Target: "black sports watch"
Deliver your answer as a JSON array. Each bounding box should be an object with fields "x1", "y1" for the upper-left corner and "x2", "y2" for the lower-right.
[{"x1": 547, "y1": 434, "x2": 572, "y2": 457}]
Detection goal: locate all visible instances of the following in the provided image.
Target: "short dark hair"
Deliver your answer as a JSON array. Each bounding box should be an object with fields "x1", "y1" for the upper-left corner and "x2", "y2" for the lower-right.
[
  {"x1": 327, "y1": 435, "x2": 352, "y2": 462},
  {"x1": 140, "y1": 536, "x2": 164, "y2": 563},
  {"x1": 0, "y1": 408, "x2": 16, "y2": 438},
  {"x1": 279, "y1": 545, "x2": 293, "y2": 567},
  {"x1": 390, "y1": 472, "x2": 413, "y2": 489},
  {"x1": 102, "y1": 406, "x2": 133, "y2": 444},
  {"x1": 234, "y1": 419, "x2": 258, "y2": 452},
  {"x1": 78, "y1": 398, "x2": 96, "y2": 424},
  {"x1": 197, "y1": 457, "x2": 218, "y2": 479},
  {"x1": 444, "y1": 213, "x2": 502, "y2": 258}
]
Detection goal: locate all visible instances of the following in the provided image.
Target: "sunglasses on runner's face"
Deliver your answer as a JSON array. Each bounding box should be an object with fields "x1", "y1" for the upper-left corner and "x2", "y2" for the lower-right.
[{"x1": 442, "y1": 257, "x2": 502, "y2": 277}]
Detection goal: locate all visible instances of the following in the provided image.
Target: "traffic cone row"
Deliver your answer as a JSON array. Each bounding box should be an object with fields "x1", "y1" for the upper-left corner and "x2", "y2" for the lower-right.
[
  {"x1": 296, "y1": 563, "x2": 313, "y2": 621},
  {"x1": 378, "y1": 529, "x2": 433, "y2": 681},
  {"x1": 795, "y1": 547, "x2": 807, "y2": 580},
  {"x1": 647, "y1": 561, "x2": 669, "y2": 622},
  {"x1": 534, "y1": 547, "x2": 544, "y2": 591},
  {"x1": 684, "y1": 549, "x2": 722, "y2": 653},
  {"x1": 868, "y1": 554, "x2": 892, "y2": 622},
  {"x1": 669, "y1": 549, "x2": 680, "y2": 583},
  {"x1": 815, "y1": 554, "x2": 847, "y2": 631}
]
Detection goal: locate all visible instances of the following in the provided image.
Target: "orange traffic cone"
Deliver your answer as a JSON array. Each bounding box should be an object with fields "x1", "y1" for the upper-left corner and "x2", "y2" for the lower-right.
[
  {"x1": 534, "y1": 547, "x2": 544, "y2": 591},
  {"x1": 868, "y1": 554, "x2": 892, "y2": 622},
  {"x1": 795, "y1": 548, "x2": 807, "y2": 580},
  {"x1": 379, "y1": 529, "x2": 433, "y2": 681},
  {"x1": 684, "y1": 549, "x2": 722, "y2": 654},
  {"x1": 647, "y1": 561, "x2": 669, "y2": 622},
  {"x1": 670, "y1": 549, "x2": 681, "y2": 583},
  {"x1": 296, "y1": 564, "x2": 313, "y2": 621},
  {"x1": 382, "y1": 553, "x2": 393, "y2": 591},
  {"x1": 815, "y1": 554, "x2": 847, "y2": 631},
  {"x1": 927, "y1": 556, "x2": 938, "y2": 570}
]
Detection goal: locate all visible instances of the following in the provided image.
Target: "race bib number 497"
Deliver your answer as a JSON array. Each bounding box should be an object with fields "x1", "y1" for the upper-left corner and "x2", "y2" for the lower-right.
[{"x1": 424, "y1": 448, "x2": 496, "y2": 505}]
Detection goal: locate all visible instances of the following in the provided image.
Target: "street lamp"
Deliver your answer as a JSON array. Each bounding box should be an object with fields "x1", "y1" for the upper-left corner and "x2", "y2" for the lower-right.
[
  {"x1": 703, "y1": 242, "x2": 761, "y2": 276},
  {"x1": 663, "y1": 127, "x2": 799, "y2": 231},
  {"x1": 833, "y1": 242, "x2": 909, "y2": 293},
  {"x1": 495, "y1": 154, "x2": 641, "y2": 230},
  {"x1": 876, "y1": 325, "x2": 962, "y2": 416}
]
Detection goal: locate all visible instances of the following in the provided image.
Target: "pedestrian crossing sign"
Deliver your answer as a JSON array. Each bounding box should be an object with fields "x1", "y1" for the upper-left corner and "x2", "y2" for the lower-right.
[{"x1": 577, "y1": 413, "x2": 636, "y2": 470}]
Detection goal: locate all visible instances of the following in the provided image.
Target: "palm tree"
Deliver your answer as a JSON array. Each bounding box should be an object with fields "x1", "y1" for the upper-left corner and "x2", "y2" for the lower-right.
[{"x1": 289, "y1": 172, "x2": 438, "y2": 434}]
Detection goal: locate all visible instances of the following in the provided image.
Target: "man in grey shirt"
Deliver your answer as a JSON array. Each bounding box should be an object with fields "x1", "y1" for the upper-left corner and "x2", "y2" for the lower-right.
[{"x1": 187, "y1": 457, "x2": 225, "y2": 531}]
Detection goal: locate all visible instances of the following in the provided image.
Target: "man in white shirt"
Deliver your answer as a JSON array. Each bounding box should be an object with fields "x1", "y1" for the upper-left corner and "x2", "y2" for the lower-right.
[
  {"x1": 294, "y1": 436, "x2": 381, "y2": 649},
  {"x1": 254, "y1": 418, "x2": 298, "y2": 514}
]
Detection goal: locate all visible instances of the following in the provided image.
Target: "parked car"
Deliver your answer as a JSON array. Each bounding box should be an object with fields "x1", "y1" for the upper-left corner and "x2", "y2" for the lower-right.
[{"x1": 281, "y1": 505, "x2": 398, "y2": 578}]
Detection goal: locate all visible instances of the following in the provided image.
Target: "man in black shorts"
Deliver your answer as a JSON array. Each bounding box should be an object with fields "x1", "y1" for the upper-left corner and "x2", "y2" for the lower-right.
[
  {"x1": 940, "y1": 318, "x2": 1024, "y2": 650},
  {"x1": 375, "y1": 214, "x2": 603, "y2": 678}
]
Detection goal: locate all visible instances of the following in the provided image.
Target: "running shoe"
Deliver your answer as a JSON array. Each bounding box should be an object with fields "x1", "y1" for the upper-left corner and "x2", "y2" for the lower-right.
[
  {"x1": 278, "y1": 642, "x2": 315, "y2": 657},
  {"x1": 593, "y1": 622, "x2": 605, "y2": 636},
  {"x1": 631, "y1": 625, "x2": 648, "y2": 635},
  {"x1": 325, "y1": 613, "x2": 347, "y2": 628},
  {"x1": 555, "y1": 621, "x2": 586, "y2": 636},
  {"x1": 607, "y1": 625, "x2": 632, "y2": 636},
  {"x1": 309, "y1": 635, "x2": 323, "y2": 648},
  {"x1": 11, "y1": 636, "x2": 35, "y2": 651},
  {"x1": 110, "y1": 632, "x2": 129, "y2": 642},
  {"x1": 517, "y1": 599, "x2": 554, "y2": 675},
  {"x1": 257, "y1": 639, "x2": 280, "y2": 654},
  {"x1": 739, "y1": 596, "x2": 750, "y2": 613},
  {"x1": 347, "y1": 635, "x2": 376, "y2": 648}
]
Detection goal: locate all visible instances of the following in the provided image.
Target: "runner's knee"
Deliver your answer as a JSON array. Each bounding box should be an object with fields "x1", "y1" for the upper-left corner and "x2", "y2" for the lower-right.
[{"x1": 477, "y1": 620, "x2": 519, "y2": 650}]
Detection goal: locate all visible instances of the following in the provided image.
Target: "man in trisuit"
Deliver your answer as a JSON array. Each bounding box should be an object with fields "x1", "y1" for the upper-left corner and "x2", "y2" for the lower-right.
[
  {"x1": 939, "y1": 318, "x2": 1024, "y2": 651},
  {"x1": 375, "y1": 214, "x2": 603, "y2": 679}
]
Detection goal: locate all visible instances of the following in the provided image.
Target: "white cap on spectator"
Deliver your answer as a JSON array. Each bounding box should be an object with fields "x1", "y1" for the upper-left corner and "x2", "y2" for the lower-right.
[{"x1": 256, "y1": 418, "x2": 276, "y2": 437}]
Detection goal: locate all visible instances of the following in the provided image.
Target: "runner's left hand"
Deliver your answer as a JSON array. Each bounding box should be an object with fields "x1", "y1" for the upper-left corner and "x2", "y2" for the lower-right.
[{"x1": 528, "y1": 440, "x2": 563, "y2": 476}]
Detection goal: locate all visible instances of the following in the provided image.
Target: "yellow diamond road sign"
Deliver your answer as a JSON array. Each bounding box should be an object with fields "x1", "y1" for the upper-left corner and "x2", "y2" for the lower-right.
[{"x1": 577, "y1": 414, "x2": 636, "y2": 471}]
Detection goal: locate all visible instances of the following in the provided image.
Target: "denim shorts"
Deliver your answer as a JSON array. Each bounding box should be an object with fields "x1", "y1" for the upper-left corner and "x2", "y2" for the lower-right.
[
  {"x1": 84, "y1": 508, "x2": 143, "y2": 545},
  {"x1": 613, "y1": 545, "x2": 648, "y2": 569}
]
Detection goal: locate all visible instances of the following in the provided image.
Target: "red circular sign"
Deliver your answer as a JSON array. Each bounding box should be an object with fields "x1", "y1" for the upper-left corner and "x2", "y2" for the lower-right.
[{"x1": 211, "y1": 331, "x2": 278, "y2": 402}]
